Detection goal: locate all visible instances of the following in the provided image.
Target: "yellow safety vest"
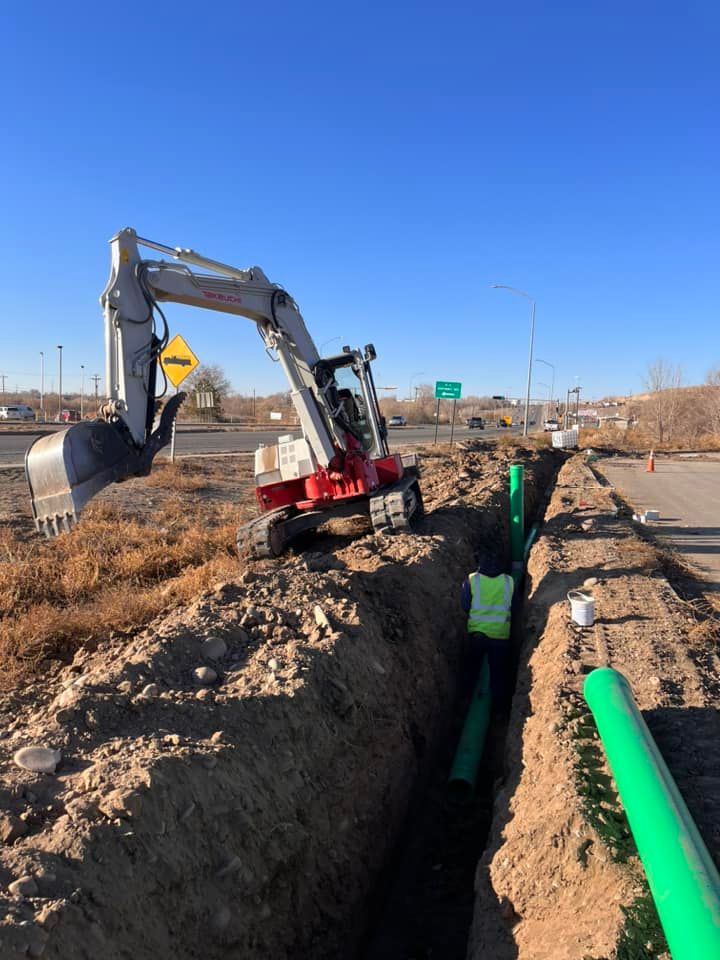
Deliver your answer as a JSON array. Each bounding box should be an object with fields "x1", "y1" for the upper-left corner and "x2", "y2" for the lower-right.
[{"x1": 467, "y1": 573, "x2": 514, "y2": 639}]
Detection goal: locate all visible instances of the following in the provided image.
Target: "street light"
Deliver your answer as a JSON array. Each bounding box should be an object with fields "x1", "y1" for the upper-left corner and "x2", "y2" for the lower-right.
[
  {"x1": 491, "y1": 284, "x2": 536, "y2": 436},
  {"x1": 57, "y1": 345, "x2": 63, "y2": 421},
  {"x1": 39, "y1": 352, "x2": 45, "y2": 420},
  {"x1": 409, "y1": 371, "x2": 425, "y2": 403},
  {"x1": 535, "y1": 358, "x2": 555, "y2": 414},
  {"x1": 80, "y1": 365, "x2": 85, "y2": 419},
  {"x1": 320, "y1": 336, "x2": 342, "y2": 354}
]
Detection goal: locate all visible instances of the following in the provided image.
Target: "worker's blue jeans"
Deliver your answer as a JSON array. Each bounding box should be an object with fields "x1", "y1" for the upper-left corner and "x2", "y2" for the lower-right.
[{"x1": 463, "y1": 632, "x2": 510, "y2": 708}]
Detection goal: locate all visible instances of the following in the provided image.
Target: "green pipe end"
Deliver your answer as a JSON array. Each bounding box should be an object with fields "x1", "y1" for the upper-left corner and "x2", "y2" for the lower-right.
[{"x1": 583, "y1": 667, "x2": 631, "y2": 705}]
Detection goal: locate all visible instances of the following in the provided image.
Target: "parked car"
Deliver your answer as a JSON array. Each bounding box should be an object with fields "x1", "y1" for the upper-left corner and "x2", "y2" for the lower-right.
[
  {"x1": 0, "y1": 404, "x2": 35, "y2": 421},
  {"x1": 465, "y1": 416, "x2": 485, "y2": 429},
  {"x1": 388, "y1": 415, "x2": 407, "y2": 427},
  {"x1": 543, "y1": 418, "x2": 560, "y2": 432}
]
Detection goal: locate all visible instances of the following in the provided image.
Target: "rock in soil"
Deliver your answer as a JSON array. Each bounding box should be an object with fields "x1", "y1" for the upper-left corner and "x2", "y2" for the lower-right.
[{"x1": 13, "y1": 746, "x2": 61, "y2": 774}]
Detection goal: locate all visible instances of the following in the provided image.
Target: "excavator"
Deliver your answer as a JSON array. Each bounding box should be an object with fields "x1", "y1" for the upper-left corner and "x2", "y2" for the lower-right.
[{"x1": 25, "y1": 228, "x2": 423, "y2": 557}]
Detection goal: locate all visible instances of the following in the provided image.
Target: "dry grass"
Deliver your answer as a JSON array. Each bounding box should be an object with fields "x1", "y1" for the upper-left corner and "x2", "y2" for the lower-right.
[
  {"x1": 0, "y1": 492, "x2": 243, "y2": 687},
  {"x1": 143, "y1": 458, "x2": 241, "y2": 491},
  {"x1": 614, "y1": 537, "x2": 660, "y2": 572},
  {"x1": 579, "y1": 426, "x2": 720, "y2": 454}
]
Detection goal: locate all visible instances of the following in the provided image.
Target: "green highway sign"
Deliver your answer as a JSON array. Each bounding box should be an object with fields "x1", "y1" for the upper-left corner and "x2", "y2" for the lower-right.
[
  {"x1": 435, "y1": 380, "x2": 462, "y2": 400},
  {"x1": 492, "y1": 395, "x2": 505, "y2": 400}
]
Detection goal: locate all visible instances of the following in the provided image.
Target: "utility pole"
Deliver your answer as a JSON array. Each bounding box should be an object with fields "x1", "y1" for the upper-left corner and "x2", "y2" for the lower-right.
[
  {"x1": 91, "y1": 374, "x2": 101, "y2": 415},
  {"x1": 40, "y1": 352, "x2": 45, "y2": 419},
  {"x1": 0, "y1": 374, "x2": 6, "y2": 398},
  {"x1": 80, "y1": 365, "x2": 85, "y2": 419},
  {"x1": 57, "y1": 345, "x2": 63, "y2": 421}
]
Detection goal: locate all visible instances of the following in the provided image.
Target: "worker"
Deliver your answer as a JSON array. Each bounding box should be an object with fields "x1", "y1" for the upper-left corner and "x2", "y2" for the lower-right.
[{"x1": 461, "y1": 558, "x2": 514, "y2": 706}]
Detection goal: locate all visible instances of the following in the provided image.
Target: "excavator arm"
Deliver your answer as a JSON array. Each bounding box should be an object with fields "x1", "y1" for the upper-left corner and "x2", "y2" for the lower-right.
[
  {"x1": 26, "y1": 228, "x2": 386, "y2": 535},
  {"x1": 102, "y1": 228, "x2": 343, "y2": 462}
]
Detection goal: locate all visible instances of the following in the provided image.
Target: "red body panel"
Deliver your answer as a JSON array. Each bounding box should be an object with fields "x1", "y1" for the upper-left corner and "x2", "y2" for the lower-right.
[{"x1": 255, "y1": 449, "x2": 405, "y2": 513}]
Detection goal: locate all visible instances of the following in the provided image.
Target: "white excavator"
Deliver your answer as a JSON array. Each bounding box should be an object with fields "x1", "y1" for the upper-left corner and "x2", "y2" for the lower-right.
[{"x1": 26, "y1": 228, "x2": 423, "y2": 557}]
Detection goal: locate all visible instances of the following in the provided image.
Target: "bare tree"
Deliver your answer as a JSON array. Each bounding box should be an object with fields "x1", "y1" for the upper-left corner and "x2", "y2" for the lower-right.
[
  {"x1": 704, "y1": 365, "x2": 720, "y2": 435},
  {"x1": 182, "y1": 364, "x2": 232, "y2": 420},
  {"x1": 644, "y1": 359, "x2": 682, "y2": 443}
]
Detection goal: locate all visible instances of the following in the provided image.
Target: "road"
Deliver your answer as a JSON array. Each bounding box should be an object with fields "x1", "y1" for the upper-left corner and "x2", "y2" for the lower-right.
[
  {"x1": 0, "y1": 422, "x2": 524, "y2": 467},
  {"x1": 598, "y1": 456, "x2": 720, "y2": 587}
]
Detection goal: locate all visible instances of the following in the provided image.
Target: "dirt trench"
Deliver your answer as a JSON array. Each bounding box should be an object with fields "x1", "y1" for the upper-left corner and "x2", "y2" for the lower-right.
[
  {"x1": 468, "y1": 455, "x2": 720, "y2": 960},
  {"x1": 0, "y1": 442, "x2": 556, "y2": 959}
]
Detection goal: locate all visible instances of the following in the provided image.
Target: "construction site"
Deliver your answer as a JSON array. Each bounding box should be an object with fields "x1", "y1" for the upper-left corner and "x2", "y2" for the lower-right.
[
  {"x1": 1, "y1": 407, "x2": 719, "y2": 958},
  {"x1": 3, "y1": 7, "x2": 720, "y2": 957}
]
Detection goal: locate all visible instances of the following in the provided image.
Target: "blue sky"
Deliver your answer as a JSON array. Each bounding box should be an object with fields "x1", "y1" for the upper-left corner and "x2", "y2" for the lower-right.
[{"x1": 1, "y1": 2, "x2": 718, "y2": 403}]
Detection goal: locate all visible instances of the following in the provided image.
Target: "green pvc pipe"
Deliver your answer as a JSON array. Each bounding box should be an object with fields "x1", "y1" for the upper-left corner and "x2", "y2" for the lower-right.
[
  {"x1": 523, "y1": 522, "x2": 539, "y2": 563},
  {"x1": 584, "y1": 668, "x2": 720, "y2": 960},
  {"x1": 449, "y1": 656, "x2": 491, "y2": 791},
  {"x1": 509, "y1": 464, "x2": 524, "y2": 584}
]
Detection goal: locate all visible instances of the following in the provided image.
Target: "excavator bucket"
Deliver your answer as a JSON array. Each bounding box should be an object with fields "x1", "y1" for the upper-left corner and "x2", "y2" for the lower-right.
[
  {"x1": 25, "y1": 421, "x2": 149, "y2": 536},
  {"x1": 25, "y1": 396, "x2": 184, "y2": 537}
]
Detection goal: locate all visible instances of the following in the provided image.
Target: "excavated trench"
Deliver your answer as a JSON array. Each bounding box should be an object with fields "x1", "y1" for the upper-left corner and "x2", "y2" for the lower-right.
[
  {"x1": 358, "y1": 454, "x2": 560, "y2": 960},
  {"x1": 0, "y1": 443, "x2": 560, "y2": 960}
]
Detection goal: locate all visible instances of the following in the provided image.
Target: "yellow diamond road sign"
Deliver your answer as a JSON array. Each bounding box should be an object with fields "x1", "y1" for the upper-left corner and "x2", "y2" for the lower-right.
[{"x1": 159, "y1": 334, "x2": 199, "y2": 388}]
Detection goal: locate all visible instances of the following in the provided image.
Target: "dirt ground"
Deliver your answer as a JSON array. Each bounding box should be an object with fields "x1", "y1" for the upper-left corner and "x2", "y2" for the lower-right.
[
  {"x1": 469, "y1": 455, "x2": 720, "y2": 960},
  {"x1": 0, "y1": 442, "x2": 556, "y2": 959},
  {"x1": 0, "y1": 457, "x2": 258, "y2": 542}
]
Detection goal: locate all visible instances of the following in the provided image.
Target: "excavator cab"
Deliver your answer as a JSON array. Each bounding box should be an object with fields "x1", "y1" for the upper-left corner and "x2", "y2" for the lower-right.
[{"x1": 319, "y1": 350, "x2": 387, "y2": 457}]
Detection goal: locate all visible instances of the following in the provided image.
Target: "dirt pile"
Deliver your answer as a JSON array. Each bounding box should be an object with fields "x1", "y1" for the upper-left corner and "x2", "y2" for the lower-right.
[
  {"x1": 0, "y1": 443, "x2": 555, "y2": 959},
  {"x1": 468, "y1": 455, "x2": 720, "y2": 960}
]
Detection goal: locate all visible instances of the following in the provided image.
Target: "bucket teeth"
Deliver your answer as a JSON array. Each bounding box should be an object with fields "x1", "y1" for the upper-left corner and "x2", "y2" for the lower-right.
[{"x1": 35, "y1": 512, "x2": 77, "y2": 539}]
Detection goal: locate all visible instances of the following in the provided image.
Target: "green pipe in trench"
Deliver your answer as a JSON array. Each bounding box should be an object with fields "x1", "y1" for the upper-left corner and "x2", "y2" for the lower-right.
[
  {"x1": 509, "y1": 464, "x2": 524, "y2": 585},
  {"x1": 584, "y1": 668, "x2": 720, "y2": 960},
  {"x1": 448, "y1": 656, "x2": 491, "y2": 791},
  {"x1": 523, "y1": 522, "x2": 539, "y2": 563},
  {"x1": 449, "y1": 467, "x2": 533, "y2": 791}
]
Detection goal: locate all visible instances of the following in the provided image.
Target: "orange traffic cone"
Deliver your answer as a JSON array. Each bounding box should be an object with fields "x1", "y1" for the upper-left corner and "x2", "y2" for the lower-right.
[{"x1": 646, "y1": 450, "x2": 655, "y2": 473}]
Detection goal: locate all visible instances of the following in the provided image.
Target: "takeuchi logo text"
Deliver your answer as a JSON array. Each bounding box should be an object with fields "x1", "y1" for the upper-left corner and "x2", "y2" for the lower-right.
[{"x1": 202, "y1": 291, "x2": 242, "y2": 304}]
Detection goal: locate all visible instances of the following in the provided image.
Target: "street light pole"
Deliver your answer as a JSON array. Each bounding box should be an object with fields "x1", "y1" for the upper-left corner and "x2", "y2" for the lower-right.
[
  {"x1": 491, "y1": 284, "x2": 536, "y2": 437},
  {"x1": 409, "y1": 371, "x2": 425, "y2": 403},
  {"x1": 40, "y1": 352, "x2": 45, "y2": 420},
  {"x1": 320, "y1": 336, "x2": 343, "y2": 354},
  {"x1": 57, "y1": 345, "x2": 63, "y2": 421},
  {"x1": 535, "y1": 358, "x2": 555, "y2": 414},
  {"x1": 80, "y1": 365, "x2": 85, "y2": 418}
]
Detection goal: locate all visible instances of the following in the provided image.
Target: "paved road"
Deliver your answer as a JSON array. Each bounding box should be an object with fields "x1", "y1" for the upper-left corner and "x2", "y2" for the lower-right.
[
  {"x1": 0, "y1": 423, "x2": 522, "y2": 466},
  {"x1": 598, "y1": 456, "x2": 720, "y2": 587}
]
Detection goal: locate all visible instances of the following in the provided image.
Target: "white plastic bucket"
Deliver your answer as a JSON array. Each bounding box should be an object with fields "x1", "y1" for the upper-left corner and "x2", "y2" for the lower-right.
[{"x1": 568, "y1": 590, "x2": 595, "y2": 626}]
